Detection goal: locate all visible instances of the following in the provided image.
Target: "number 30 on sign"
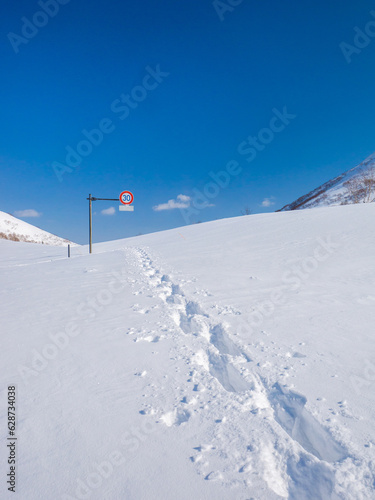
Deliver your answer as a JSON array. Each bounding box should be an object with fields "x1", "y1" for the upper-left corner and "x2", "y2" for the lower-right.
[{"x1": 119, "y1": 191, "x2": 134, "y2": 205}]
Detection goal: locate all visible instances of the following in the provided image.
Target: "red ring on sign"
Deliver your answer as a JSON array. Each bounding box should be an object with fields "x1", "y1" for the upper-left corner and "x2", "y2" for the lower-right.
[{"x1": 119, "y1": 191, "x2": 134, "y2": 205}]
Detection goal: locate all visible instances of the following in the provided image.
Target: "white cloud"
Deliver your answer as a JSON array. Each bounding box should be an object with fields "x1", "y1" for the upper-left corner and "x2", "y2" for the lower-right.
[
  {"x1": 14, "y1": 209, "x2": 42, "y2": 218},
  {"x1": 176, "y1": 194, "x2": 190, "y2": 202},
  {"x1": 153, "y1": 194, "x2": 191, "y2": 211},
  {"x1": 101, "y1": 207, "x2": 115, "y2": 215},
  {"x1": 261, "y1": 197, "x2": 276, "y2": 207}
]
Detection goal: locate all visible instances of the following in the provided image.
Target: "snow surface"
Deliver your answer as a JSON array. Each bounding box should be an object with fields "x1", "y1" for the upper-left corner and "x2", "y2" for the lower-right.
[
  {"x1": 279, "y1": 153, "x2": 375, "y2": 211},
  {"x1": 1, "y1": 204, "x2": 375, "y2": 499},
  {"x1": 0, "y1": 211, "x2": 75, "y2": 246}
]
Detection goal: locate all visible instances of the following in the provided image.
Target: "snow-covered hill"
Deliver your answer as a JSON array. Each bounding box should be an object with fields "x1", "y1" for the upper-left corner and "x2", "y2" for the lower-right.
[
  {"x1": 279, "y1": 153, "x2": 375, "y2": 211},
  {"x1": 1, "y1": 204, "x2": 375, "y2": 499},
  {"x1": 0, "y1": 211, "x2": 75, "y2": 246}
]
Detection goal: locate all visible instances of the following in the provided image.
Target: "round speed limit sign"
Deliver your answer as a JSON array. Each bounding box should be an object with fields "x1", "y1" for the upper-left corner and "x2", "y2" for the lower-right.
[{"x1": 119, "y1": 191, "x2": 134, "y2": 205}]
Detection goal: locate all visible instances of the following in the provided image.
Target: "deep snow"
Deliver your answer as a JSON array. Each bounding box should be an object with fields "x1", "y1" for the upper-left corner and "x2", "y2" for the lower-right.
[{"x1": 1, "y1": 203, "x2": 375, "y2": 499}]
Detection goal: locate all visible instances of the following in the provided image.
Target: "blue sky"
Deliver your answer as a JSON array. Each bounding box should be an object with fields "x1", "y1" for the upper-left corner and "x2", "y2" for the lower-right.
[{"x1": 1, "y1": 0, "x2": 375, "y2": 244}]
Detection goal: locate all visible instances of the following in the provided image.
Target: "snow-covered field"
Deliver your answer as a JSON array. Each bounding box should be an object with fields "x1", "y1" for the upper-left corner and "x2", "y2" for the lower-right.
[{"x1": 1, "y1": 203, "x2": 375, "y2": 499}]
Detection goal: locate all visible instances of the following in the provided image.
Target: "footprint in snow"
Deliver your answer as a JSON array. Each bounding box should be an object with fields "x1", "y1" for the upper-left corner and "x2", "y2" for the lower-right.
[
  {"x1": 239, "y1": 462, "x2": 252, "y2": 473},
  {"x1": 193, "y1": 444, "x2": 215, "y2": 453},
  {"x1": 269, "y1": 382, "x2": 347, "y2": 463},
  {"x1": 204, "y1": 471, "x2": 222, "y2": 481}
]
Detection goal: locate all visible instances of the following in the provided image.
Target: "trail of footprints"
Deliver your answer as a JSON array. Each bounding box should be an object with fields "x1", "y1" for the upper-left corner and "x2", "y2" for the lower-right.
[{"x1": 128, "y1": 247, "x2": 348, "y2": 488}]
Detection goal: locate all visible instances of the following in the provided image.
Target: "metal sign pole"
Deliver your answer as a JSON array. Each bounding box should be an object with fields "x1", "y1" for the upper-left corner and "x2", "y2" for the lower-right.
[
  {"x1": 89, "y1": 194, "x2": 93, "y2": 254},
  {"x1": 87, "y1": 194, "x2": 126, "y2": 254}
]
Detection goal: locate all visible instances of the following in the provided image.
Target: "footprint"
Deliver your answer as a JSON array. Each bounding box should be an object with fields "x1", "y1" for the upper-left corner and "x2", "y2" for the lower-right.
[
  {"x1": 193, "y1": 383, "x2": 205, "y2": 393},
  {"x1": 208, "y1": 352, "x2": 252, "y2": 393},
  {"x1": 204, "y1": 471, "x2": 222, "y2": 481},
  {"x1": 185, "y1": 301, "x2": 206, "y2": 316},
  {"x1": 210, "y1": 324, "x2": 250, "y2": 361},
  {"x1": 269, "y1": 383, "x2": 347, "y2": 463},
  {"x1": 239, "y1": 462, "x2": 252, "y2": 473},
  {"x1": 180, "y1": 314, "x2": 210, "y2": 338}
]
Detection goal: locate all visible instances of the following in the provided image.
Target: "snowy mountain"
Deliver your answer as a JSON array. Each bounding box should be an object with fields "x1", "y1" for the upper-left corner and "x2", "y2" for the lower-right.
[
  {"x1": 1, "y1": 203, "x2": 374, "y2": 499},
  {"x1": 0, "y1": 211, "x2": 75, "y2": 246},
  {"x1": 278, "y1": 153, "x2": 375, "y2": 211}
]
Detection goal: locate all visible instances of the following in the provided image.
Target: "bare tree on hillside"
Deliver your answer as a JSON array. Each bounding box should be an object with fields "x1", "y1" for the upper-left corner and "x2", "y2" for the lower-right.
[
  {"x1": 343, "y1": 177, "x2": 364, "y2": 203},
  {"x1": 241, "y1": 206, "x2": 252, "y2": 215},
  {"x1": 361, "y1": 168, "x2": 375, "y2": 202},
  {"x1": 344, "y1": 167, "x2": 375, "y2": 204}
]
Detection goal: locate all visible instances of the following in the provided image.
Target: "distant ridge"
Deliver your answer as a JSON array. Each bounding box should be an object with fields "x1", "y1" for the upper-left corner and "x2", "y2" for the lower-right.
[
  {"x1": 0, "y1": 211, "x2": 76, "y2": 246},
  {"x1": 278, "y1": 153, "x2": 375, "y2": 211}
]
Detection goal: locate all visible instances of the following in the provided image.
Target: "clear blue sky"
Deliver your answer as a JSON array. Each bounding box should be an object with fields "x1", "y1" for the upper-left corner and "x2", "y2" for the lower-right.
[{"x1": 1, "y1": 0, "x2": 375, "y2": 244}]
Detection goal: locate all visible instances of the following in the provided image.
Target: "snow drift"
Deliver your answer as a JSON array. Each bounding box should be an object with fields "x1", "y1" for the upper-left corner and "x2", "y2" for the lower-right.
[{"x1": 0, "y1": 203, "x2": 374, "y2": 499}]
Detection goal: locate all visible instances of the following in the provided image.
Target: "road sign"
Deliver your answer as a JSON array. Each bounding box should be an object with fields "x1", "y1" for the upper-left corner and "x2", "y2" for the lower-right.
[
  {"x1": 87, "y1": 193, "x2": 133, "y2": 254},
  {"x1": 119, "y1": 191, "x2": 134, "y2": 205},
  {"x1": 119, "y1": 205, "x2": 134, "y2": 211}
]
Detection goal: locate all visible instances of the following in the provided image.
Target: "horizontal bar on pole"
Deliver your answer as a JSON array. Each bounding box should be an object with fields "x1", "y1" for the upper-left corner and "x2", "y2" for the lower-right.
[{"x1": 86, "y1": 197, "x2": 119, "y2": 201}]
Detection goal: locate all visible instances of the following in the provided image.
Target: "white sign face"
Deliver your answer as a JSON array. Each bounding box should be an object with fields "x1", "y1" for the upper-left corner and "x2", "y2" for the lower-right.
[{"x1": 119, "y1": 205, "x2": 134, "y2": 212}]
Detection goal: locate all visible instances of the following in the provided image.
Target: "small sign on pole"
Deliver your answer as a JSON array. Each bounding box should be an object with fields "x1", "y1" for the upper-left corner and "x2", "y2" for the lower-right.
[
  {"x1": 119, "y1": 191, "x2": 134, "y2": 205},
  {"x1": 119, "y1": 190, "x2": 134, "y2": 211}
]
